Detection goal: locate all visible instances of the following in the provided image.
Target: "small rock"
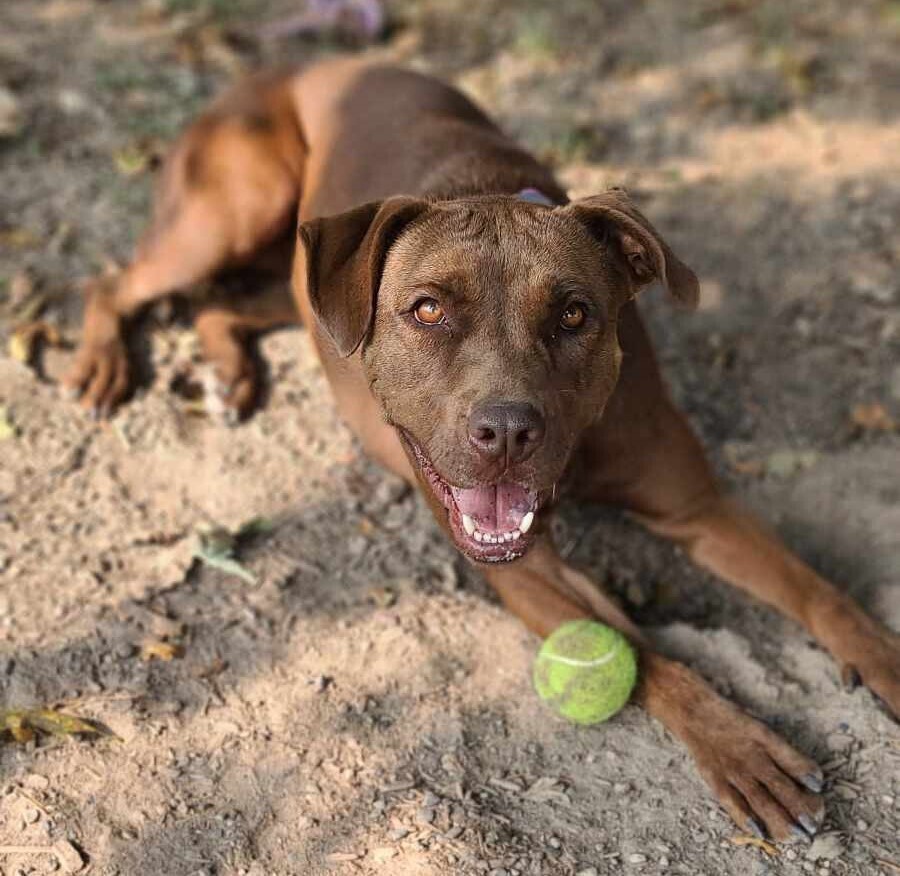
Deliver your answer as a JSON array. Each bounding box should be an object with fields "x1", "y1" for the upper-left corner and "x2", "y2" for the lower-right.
[
  {"x1": 825, "y1": 733, "x2": 853, "y2": 753},
  {"x1": 416, "y1": 807, "x2": 435, "y2": 825},
  {"x1": 658, "y1": 857, "x2": 669, "y2": 869},
  {"x1": 52, "y1": 840, "x2": 84, "y2": 874},
  {"x1": 387, "y1": 827, "x2": 409, "y2": 841},
  {"x1": 23, "y1": 773, "x2": 50, "y2": 790},
  {"x1": 310, "y1": 675, "x2": 332, "y2": 693},
  {"x1": 806, "y1": 832, "x2": 844, "y2": 861},
  {"x1": 855, "y1": 819, "x2": 867, "y2": 831},
  {"x1": 576, "y1": 869, "x2": 599, "y2": 876},
  {"x1": 548, "y1": 836, "x2": 561, "y2": 849},
  {"x1": 422, "y1": 792, "x2": 440, "y2": 807},
  {"x1": 371, "y1": 847, "x2": 397, "y2": 862},
  {"x1": 23, "y1": 808, "x2": 40, "y2": 824},
  {"x1": 628, "y1": 854, "x2": 647, "y2": 864}
]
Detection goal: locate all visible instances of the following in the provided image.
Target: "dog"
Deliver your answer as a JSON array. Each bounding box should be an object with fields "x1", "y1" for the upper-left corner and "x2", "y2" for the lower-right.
[{"x1": 62, "y1": 57, "x2": 899, "y2": 842}]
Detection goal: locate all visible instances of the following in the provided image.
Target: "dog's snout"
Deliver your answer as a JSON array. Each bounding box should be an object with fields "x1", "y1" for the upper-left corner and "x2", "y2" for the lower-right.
[{"x1": 468, "y1": 401, "x2": 545, "y2": 464}]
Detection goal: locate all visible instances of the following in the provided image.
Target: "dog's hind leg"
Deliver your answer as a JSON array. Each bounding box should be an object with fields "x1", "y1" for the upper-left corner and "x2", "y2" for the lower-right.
[
  {"x1": 193, "y1": 282, "x2": 299, "y2": 421},
  {"x1": 63, "y1": 73, "x2": 305, "y2": 417}
]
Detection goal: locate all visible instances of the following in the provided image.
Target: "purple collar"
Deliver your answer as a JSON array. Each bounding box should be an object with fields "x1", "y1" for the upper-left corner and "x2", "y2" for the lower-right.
[{"x1": 516, "y1": 187, "x2": 556, "y2": 206}]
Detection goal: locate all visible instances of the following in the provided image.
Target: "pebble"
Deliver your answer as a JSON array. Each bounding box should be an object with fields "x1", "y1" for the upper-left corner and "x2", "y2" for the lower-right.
[
  {"x1": 659, "y1": 857, "x2": 669, "y2": 869},
  {"x1": 825, "y1": 733, "x2": 853, "y2": 752},
  {"x1": 807, "y1": 832, "x2": 844, "y2": 861},
  {"x1": 548, "y1": 836, "x2": 561, "y2": 849},
  {"x1": 855, "y1": 819, "x2": 868, "y2": 831},
  {"x1": 576, "y1": 869, "x2": 599, "y2": 876},
  {"x1": 23, "y1": 807, "x2": 40, "y2": 824},
  {"x1": 416, "y1": 807, "x2": 435, "y2": 825},
  {"x1": 387, "y1": 827, "x2": 409, "y2": 841},
  {"x1": 628, "y1": 853, "x2": 647, "y2": 864}
]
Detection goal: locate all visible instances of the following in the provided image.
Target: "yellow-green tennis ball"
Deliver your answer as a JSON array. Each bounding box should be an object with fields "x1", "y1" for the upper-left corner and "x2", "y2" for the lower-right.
[{"x1": 533, "y1": 620, "x2": 637, "y2": 725}]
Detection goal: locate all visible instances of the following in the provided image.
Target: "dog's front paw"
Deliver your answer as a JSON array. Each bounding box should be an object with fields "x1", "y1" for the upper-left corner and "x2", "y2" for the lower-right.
[
  {"x1": 680, "y1": 696, "x2": 824, "y2": 843},
  {"x1": 62, "y1": 335, "x2": 130, "y2": 419}
]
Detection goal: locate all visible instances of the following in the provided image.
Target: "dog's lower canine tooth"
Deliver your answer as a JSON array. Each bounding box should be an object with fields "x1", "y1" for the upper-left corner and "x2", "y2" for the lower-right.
[
  {"x1": 474, "y1": 531, "x2": 483, "y2": 541},
  {"x1": 462, "y1": 514, "x2": 475, "y2": 536},
  {"x1": 519, "y1": 511, "x2": 534, "y2": 534}
]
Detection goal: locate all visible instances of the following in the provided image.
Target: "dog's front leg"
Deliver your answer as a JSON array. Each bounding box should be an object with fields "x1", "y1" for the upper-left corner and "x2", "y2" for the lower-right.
[
  {"x1": 640, "y1": 496, "x2": 900, "y2": 719},
  {"x1": 482, "y1": 536, "x2": 825, "y2": 842}
]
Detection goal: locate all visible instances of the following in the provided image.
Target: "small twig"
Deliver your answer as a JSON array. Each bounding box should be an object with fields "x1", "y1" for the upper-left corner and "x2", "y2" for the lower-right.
[
  {"x1": 729, "y1": 835, "x2": 779, "y2": 857},
  {"x1": 0, "y1": 844, "x2": 54, "y2": 855},
  {"x1": 876, "y1": 859, "x2": 900, "y2": 874}
]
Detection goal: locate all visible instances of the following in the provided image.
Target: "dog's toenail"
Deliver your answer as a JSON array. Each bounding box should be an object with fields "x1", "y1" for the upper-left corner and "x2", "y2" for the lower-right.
[
  {"x1": 747, "y1": 818, "x2": 765, "y2": 839},
  {"x1": 791, "y1": 825, "x2": 811, "y2": 842},
  {"x1": 801, "y1": 772, "x2": 824, "y2": 793},
  {"x1": 61, "y1": 385, "x2": 80, "y2": 401},
  {"x1": 798, "y1": 814, "x2": 819, "y2": 835}
]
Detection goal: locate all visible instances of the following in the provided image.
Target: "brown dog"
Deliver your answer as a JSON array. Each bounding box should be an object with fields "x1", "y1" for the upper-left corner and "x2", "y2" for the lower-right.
[{"x1": 63, "y1": 58, "x2": 899, "y2": 842}]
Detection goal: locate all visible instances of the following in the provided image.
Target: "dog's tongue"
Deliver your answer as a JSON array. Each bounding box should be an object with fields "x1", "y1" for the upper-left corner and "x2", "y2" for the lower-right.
[{"x1": 450, "y1": 482, "x2": 535, "y2": 532}]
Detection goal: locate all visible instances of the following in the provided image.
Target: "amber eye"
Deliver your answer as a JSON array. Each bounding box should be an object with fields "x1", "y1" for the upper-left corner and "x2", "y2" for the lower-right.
[
  {"x1": 560, "y1": 302, "x2": 587, "y2": 331},
  {"x1": 413, "y1": 298, "x2": 445, "y2": 326}
]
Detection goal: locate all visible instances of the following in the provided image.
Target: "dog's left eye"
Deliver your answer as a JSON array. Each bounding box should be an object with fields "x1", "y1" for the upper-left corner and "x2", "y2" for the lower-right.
[
  {"x1": 413, "y1": 298, "x2": 446, "y2": 326},
  {"x1": 560, "y1": 302, "x2": 587, "y2": 331}
]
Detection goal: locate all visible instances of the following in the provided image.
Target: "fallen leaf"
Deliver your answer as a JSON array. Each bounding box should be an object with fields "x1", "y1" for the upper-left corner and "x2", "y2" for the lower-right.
[
  {"x1": 765, "y1": 449, "x2": 819, "y2": 478},
  {"x1": 0, "y1": 406, "x2": 15, "y2": 441},
  {"x1": 0, "y1": 227, "x2": 39, "y2": 250},
  {"x1": 1, "y1": 708, "x2": 106, "y2": 743},
  {"x1": 8, "y1": 321, "x2": 63, "y2": 367},
  {"x1": 113, "y1": 144, "x2": 152, "y2": 177},
  {"x1": 194, "y1": 523, "x2": 257, "y2": 584},
  {"x1": 850, "y1": 402, "x2": 895, "y2": 433},
  {"x1": 140, "y1": 640, "x2": 184, "y2": 662},
  {"x1": 729, "y1": 835, "x2": 779, "y2": 856}
]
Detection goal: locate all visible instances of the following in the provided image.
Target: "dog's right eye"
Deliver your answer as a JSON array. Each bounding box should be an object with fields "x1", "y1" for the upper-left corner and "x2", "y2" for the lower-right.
[{"x1": 413, "y1": 298, "x2": 446, "y2": 326}]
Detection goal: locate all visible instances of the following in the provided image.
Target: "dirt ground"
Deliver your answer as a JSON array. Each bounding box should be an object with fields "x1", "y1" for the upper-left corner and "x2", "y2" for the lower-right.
[{"x1": 1, "y1": 1, "x2": 899, "y2": 874}]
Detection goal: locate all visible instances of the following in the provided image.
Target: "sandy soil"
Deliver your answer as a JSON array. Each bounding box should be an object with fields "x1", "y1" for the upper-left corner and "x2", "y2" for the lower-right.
[{"x1": 1, "y1": 1, "x2": 898, "y2": 874}]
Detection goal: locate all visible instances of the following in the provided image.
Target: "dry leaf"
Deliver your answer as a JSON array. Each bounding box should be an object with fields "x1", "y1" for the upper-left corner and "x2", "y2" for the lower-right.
[
  {"x1": 193, "y1": 522, "x2": 257, "y2": 584},
  {"x1": 0, "y1": 227, "x2": 39, "y2": 249},
  {"x1": 0, "y1": 405, "x2": 15, "y2": 441},
  {"x1": 851, "y1": 402, "x2": 895, "y2": 433},
  {"x1": 1, "y1": 708, "x2": 105, "y2": 743},
  {"x1": 140, "y1": 640, "x2": 184, "y2": 662},
  {"x1": 729, "y1": 835, "x2": 779, "y2": 856},
  {"x1": 8, "y1": 321, "x2": 63, "y2": 366}
]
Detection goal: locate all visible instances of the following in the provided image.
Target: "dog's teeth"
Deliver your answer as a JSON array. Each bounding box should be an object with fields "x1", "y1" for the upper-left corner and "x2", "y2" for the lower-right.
[
  {"x1": 512, "y1": 529, "x2": 521, "y2": 539},
  {"x1": 474, "y1": 531, "x2": 483, "y2": 542},
  {"x1": 462, "y1": 514, "x2": 476, "y2": 536},
  {"x1": 519, "y1": 511, "x2": 534, "y2": 534}
]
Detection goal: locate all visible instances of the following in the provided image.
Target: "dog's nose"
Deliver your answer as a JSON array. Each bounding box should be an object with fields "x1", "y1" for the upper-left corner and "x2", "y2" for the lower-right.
[{"x1": 468, "y1": 401, "x2": 545, "y2": 464}]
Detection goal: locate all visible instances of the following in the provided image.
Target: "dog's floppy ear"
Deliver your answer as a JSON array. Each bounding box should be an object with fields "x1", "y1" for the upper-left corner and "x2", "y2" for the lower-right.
[
  {"x1": 564, "y1": 188, "x2": 699, "y2": 308},
  {"x1": 296, "y1": 196, "x2": 429, "y2": 356}
]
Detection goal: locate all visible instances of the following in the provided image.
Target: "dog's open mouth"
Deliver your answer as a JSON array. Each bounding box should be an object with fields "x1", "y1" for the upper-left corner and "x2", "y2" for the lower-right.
[{"x1": 401, "y1": 432, "x2": 539, "y2": 563}]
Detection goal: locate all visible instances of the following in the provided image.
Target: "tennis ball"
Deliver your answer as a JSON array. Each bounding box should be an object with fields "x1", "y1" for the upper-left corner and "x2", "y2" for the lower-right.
[{"x1": 533, "y1": 619, "x2": 637, "y2": 725}]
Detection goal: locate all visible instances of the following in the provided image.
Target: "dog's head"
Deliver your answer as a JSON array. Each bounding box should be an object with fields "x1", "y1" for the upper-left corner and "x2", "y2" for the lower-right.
[{"x1": 296, "y1": 190, "x2": 697, "y2": 563}]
